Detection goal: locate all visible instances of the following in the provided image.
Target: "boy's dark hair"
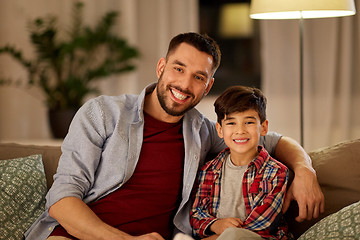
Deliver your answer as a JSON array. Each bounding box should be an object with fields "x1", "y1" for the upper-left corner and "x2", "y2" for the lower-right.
[
  {"x1": 166, "y1": 32, "x2": 221, "y2": 73},
  {"x1": 214, "y1": 86, "x2": 267, "y2": 124}
]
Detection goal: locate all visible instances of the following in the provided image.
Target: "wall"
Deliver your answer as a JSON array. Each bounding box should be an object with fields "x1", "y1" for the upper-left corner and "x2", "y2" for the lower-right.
[
  {"x1": 0, "y1": 0, "x2": 198, "y2": 140},
  {"x1": 260, "y1": 13, "x2": 360, "y2": 151}
]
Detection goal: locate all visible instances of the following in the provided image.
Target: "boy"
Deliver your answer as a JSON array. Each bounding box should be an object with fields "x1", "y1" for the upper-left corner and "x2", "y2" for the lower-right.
[{"x1": 190, "y1": 86, "x2": 291, "y2": 239}]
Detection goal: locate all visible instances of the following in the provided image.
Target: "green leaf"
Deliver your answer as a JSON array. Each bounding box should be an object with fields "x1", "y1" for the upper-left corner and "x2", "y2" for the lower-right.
[{"x1": 0, "y1": 1, "x2": 139, "y2": 110}]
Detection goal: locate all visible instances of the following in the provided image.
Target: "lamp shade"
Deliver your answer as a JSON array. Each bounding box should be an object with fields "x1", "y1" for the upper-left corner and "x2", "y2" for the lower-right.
[{"x1": 250, "y1": 0, "x2": 356, "y2": 19}]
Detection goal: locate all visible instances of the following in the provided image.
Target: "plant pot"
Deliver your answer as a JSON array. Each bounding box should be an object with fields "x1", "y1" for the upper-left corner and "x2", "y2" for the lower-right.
[{"x1": 48, "y1": 109, "x2": 77, "y2": 139}]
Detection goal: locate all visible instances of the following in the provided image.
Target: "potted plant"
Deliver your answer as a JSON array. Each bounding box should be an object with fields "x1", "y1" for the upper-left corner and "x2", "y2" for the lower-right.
[{"x1": 0, "y1": 1, "x2": 139, "y2": 138}]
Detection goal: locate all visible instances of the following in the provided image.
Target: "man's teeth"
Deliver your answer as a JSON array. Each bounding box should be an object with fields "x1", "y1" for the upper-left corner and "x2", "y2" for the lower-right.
[
  {"x1": 234, "y1": 139, "x2": 248, "y2": 143},
  {"x1": 172, "y1": 89, "x2": 187, "y2": 100}
]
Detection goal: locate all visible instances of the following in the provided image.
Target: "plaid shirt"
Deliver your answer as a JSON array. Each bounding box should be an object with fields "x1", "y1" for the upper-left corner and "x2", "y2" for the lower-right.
[{"x1": 190, "y1": 146, "x2": 291, "y2": 239}]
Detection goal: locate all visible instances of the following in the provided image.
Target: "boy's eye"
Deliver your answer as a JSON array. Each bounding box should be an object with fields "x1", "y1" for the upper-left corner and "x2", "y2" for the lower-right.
[
  {"x1": 245, "y1": 121, "x2": 255, "y2": 125},
  {"x1": 225, "y1": 122, "x2": 235, "y2": 125}
]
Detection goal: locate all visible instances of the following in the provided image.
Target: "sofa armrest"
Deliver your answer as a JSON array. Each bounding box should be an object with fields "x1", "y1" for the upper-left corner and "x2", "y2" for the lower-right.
[
  {"x1": 285, "y1": 139, "x2": 360, "y2": 238},
  {"x1": 0, "y1": 143, "x2": 62, "y2": 190}
]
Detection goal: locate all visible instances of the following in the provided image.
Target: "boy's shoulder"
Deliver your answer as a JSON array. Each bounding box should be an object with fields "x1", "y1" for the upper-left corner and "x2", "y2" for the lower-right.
[
  {"x1": 201, "y1": 148, "x2": 230, "y2": 171},
  {"x1": 257, "y1": 146, "x2": 288, "y2": 173}
]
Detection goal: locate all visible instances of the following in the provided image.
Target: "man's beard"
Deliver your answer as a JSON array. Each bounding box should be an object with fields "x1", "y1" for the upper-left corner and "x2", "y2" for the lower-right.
[{"x1": 156, "y1": 74, "x2": 203, "y2": 117}]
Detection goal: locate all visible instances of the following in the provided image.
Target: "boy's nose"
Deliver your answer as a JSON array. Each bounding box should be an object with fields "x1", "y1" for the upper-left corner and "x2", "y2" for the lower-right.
[{"x1": 236, "y1": 125, "x2": 246, "y2": 134}]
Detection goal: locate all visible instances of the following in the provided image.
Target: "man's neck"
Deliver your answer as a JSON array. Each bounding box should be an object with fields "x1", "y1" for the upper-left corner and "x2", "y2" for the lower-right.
[{"x1": 143, "y1": 88, "x2": 183, "y2": 123}]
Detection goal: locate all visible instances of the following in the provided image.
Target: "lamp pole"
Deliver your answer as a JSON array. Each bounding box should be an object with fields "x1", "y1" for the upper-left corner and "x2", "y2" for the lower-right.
[
  {"x1": 299, "y1": 13, "x2": 304, "y2": 147},
  {"x1": 249, "y1": 0, "x2": 356, "y2": 147}
]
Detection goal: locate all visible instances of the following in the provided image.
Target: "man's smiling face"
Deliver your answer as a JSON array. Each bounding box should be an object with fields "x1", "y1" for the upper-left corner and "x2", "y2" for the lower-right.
[{"x1": 155, "y1": 43, "x2": 214, "y2": 117}]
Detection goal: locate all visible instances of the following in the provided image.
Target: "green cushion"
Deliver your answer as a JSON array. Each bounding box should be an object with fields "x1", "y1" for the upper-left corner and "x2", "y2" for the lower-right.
[
  {"x1": 0, "y1": 154, "x2": 47, "y2": 240},
  {"x1": 298, "y1": 201, "x2": 360, "y2": 240}
]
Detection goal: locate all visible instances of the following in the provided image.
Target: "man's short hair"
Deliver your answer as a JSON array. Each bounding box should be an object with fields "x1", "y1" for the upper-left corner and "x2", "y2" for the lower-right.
[
  {"x1": 214, "y1": 86, "x2": 267, "y2": 124},
  {"x1": 166, "y1": 32, "x2": 221, "y2": 73}
]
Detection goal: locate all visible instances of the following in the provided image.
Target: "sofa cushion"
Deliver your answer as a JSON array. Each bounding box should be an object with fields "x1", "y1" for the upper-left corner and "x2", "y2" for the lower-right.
[
  {"x1": 285, "y1": 139, "x2": 360, "y2": 238},
  {"x1": 0, "y1": 143, "x2": 61, "y2": 189},
  {"x1": 298, "y1": 200, "x2": 360, "y2": 240},
  {"x1": 0, "y1": 154, "x2": 47, "y2": 240},
  {"x1": 310, "y1": 139, "x2": 360, "y2": 214}
]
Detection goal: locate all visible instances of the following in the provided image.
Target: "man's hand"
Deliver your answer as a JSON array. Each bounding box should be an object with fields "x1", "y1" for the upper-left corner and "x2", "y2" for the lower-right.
[
  {"x1": 209, "y1": 218, "x2": 242, "y2": 235},
  {"x1": 131, "y1": 232, "x2": 165, "y2": 240},
  {"x1": 283, "y1": 166, "x2": 325, "y2": 222},
  {"x1": 49, "y1": 197, "x2": 165, "y2": 240},
  {"x1": 274, "y1": 136, "x2": 325, "y2": 222}
]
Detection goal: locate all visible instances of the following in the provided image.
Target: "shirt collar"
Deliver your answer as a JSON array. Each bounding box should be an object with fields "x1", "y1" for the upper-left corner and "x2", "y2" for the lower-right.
[
  {"x1": 212, "y1": 146, "x2": 270, "y2": 173},
  {"x1": 249, "y1": 145, "x2": 270, "y2": 174}
]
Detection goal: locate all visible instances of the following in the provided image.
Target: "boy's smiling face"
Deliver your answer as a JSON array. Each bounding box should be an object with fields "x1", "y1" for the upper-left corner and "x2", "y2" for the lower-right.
[{"x1": 216, "y1": 109, "x2": 268, "y2": 165}]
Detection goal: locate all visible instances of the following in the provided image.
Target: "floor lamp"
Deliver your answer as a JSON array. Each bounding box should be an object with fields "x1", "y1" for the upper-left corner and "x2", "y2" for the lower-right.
[{"x1": 249, "y1": 0, "x2": 356, "y2": 147}]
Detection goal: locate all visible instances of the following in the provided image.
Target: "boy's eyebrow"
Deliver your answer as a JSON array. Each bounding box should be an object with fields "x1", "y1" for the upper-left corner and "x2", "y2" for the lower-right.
[
  {"x1": 224, "y1": 115, "x2": 257, "y2": 121},
  {"x1": 223, "y1": 115, "x2": 235, "y2": 121},
  {"x1": 245, "y1": 116, "x2": 257, "y2": 120},
  {"x1": 173, "y1": 60, "x2": 209, "y2": 78}
]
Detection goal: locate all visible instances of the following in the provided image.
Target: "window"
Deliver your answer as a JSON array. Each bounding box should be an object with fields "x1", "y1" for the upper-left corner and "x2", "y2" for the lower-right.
[{"x1": 199, "y1": 0, "x2": 261, "y2": 95}]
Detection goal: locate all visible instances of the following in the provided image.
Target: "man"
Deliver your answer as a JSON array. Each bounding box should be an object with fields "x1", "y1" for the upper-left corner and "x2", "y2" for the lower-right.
[{"x1": 25, "y1": 32, "x2": 324, "y2": 240}]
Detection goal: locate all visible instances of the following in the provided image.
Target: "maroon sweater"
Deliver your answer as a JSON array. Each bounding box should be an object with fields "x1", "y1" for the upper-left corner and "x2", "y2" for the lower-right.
[{"x1": 50, "y1": 112, "x2": 184, "y2": 239}]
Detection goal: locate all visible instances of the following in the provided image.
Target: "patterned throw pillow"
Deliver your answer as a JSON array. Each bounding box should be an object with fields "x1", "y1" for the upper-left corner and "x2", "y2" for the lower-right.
[
  {"x1": 298, "y1": 201, "x2": 360, "y2": 240},
  {"x1": 0, "y1": 154, "x2": 47, "y2": 240}
]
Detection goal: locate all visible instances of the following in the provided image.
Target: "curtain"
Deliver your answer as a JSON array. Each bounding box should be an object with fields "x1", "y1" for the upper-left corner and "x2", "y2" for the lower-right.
[
  {"x1": 0, "y1": 0, "x2": 198, "y2": 140},
  {"x1": 260, "y1": 2, "x2": 360, "y2": 151}
]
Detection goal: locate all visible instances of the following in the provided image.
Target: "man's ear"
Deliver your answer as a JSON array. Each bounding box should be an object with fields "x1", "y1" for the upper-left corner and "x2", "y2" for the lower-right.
[
  {"x1": 204, "y1": 78, "x2": 214, "y2": 96},
  {"x1": 260, "y1": 120, "x2": 269, "y2": 136},
  {"x1": 216, "y1": 122, "x2": 223, "y2": 138},
  {"x1": 156, "y1": 58, "x2": 166, "y2": 78}
]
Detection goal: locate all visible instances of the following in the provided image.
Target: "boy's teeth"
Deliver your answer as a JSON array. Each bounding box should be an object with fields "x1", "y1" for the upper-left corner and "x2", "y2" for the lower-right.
[
  {"x1": 234, "y1": 139, "x2": 247, "y2": 143},
  {"x1": 172, "y1": 89, "x2": 187, "y2": 100}
]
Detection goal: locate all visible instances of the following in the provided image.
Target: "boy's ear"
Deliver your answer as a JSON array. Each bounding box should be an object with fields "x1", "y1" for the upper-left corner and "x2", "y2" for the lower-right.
[
  {"x1": 260, "y1": 120, "x2": 269, "y2": 136},
  {"x1": 216, "y1": 122, "x2": 224, "y2": 138}
]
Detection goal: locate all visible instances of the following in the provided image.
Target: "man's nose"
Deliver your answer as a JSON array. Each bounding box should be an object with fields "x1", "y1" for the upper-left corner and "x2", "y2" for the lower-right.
[
  {"x1": 182, "y1": 73, "x2": 193, "y2": 87},
  {"x1": 178, "y1": 73, "x2": 193, "y2": 91}
]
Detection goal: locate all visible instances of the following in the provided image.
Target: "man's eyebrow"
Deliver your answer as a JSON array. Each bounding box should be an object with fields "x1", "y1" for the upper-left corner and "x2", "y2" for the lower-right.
[
  {"x1": 173, "y1": 60, "x2": 209, "y2": 78},
  {"x1": 173, "y1": 60, "x2": 186, "y2": 67},
  {"x1": 196, "y1": 70, "x2": 209, "y2": 78}
]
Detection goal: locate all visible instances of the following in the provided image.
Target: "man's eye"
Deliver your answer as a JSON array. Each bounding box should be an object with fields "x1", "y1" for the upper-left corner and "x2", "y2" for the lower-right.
[
  {"x1": 194, "y1": 75, "x2": 205, "y2": 81},
  {"x1": 175, "y1": 67, "x2": 182, "y2": 72}
]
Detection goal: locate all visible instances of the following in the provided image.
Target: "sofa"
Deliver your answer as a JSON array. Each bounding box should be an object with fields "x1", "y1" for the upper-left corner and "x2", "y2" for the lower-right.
[{"x1": 0, "y1": 139, "x2": 359, "y2": 239}]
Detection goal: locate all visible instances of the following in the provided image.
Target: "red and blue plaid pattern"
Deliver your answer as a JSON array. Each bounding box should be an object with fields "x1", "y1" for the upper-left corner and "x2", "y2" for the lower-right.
[{"x1": 190, "y1": 146, "x2": 291, "y2": 239}]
